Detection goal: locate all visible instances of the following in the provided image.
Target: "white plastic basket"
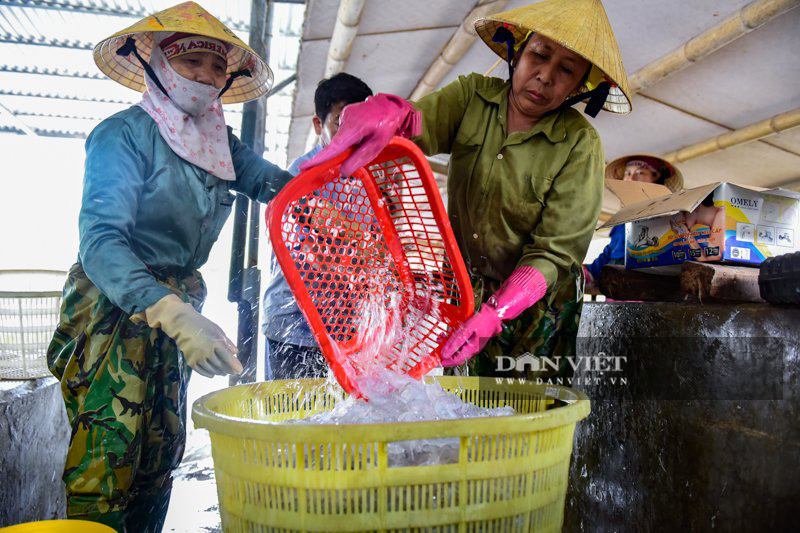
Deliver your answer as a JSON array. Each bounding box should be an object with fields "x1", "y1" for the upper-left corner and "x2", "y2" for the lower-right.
[{"x1": 0, "y1": 270, "x2": 66, "y2": 380}]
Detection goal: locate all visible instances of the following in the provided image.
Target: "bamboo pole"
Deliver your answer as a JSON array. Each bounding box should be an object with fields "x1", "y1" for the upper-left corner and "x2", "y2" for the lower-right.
[
  {"x1": 303, "y1": 0, "x2": 368, "y2": 151},
  {"x1": 324, "y1": 0, "x2": 367, "y2": 77},
  {"x1": 409, "y1": 0, "x2": 507, "y2": 100},
  {"x1": 662, "y1": 107, "x2": 800, "y2": 163},
  {"x1": 630, "y1": 0, "x2": 800, "y2": 92}
]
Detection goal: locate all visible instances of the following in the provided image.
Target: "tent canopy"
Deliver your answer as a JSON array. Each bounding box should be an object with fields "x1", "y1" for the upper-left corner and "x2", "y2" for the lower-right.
[{"x1": 288, "y1": 0, "x2": 800, "y2": 216}]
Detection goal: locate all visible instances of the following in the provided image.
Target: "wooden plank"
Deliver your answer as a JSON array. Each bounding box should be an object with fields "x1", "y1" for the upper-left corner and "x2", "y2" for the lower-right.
[
  {"x1": 597, "y1": 262, "x2": 764, "y2": 303},
  {"x1": 679, "y1": 262, "x2": 764, "y2": 303},
  {"x1": 598, "y1": 265, "x2": 683, "y2": 302}
]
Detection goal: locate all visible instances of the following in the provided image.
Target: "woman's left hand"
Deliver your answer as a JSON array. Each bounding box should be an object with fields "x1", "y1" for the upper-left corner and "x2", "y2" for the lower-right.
[{"x1": 298, "y1": 93, "x2": 421, "y2": 177}]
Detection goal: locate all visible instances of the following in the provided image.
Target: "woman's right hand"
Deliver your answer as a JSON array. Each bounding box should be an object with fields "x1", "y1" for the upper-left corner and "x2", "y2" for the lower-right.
[
  {"x1": 299, "y1": 94, "x2": 421, "y2": 177},
  {"x1": 440, "y1": 266, "x2": 548, "y2": 367},
  {"x1": 143, "y1": 294, "x2": 242, "y2": 378}
]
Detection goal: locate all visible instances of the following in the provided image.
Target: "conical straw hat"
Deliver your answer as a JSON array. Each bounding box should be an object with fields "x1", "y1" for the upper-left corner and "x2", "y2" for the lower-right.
[
  {"x1": 605, "y1": 154, "x2": 684, "y2": 192},
  {"x1": 475, "y1": 0, "x2": 631, "y2": 114},
  {"x1": 94, "y1": 1, "x2": 272, "y2": 104}
]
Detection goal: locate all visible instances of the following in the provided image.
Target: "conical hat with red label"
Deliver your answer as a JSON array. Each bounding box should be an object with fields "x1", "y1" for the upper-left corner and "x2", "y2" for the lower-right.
[{"x1": 94, "y1": 1, "x2": 272, "y2": 104}]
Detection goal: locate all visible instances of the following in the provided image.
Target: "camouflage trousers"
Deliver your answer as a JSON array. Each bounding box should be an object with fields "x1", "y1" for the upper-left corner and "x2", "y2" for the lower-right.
[
  {"x1": 463, "y1": 268, "x2": 584, "y2": 380},
  {"x1": 47, "y1": 263, "x2": 206, "y2": 533}
]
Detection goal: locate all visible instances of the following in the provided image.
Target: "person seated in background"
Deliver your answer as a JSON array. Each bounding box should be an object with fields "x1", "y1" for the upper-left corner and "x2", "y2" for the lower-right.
[
  {"x1": 584, "y1": 154, "x2": 683, "y2": 287},
  {"x1": 262, "y1": 72, "x2": 373, "y2": 379}
]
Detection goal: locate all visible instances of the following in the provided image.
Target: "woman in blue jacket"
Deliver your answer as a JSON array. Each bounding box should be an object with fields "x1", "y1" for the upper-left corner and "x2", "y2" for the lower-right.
[{"x1": 46, "y1": 3, "x2": 292, "y2": 530}]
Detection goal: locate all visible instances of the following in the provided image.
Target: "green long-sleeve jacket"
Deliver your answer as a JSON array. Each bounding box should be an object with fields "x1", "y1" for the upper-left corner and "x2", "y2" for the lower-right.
[
  {"x1": 78, "y1": 105, "x2": 293, "y2": 315},
  {"x1": 413, "y1": 73, "x2": 604, "y2": 291}
]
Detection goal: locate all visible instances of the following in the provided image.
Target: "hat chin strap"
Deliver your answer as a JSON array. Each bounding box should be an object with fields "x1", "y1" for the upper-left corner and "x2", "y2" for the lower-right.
[
  {"x1": 117, "y1": 36, "x2": 252, "y2": 101},
  {"x1": 491, "y1": 26, "x2": 516, "y2": 80},
  {"x1": 560, "y1": 82, "x2": 610, "y2": 118},
  {"x1": 217, "y1": 68, "x2": 252, "y2": 99},
  {"x1": 117, "y1": 37, "x2": 171, "y2": 97}
]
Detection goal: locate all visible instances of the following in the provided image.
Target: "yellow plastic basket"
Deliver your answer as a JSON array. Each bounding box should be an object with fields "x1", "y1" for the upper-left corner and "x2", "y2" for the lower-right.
[
  {"x1": 0, "y1": 520, "x2": 114, "y2": 532},
  {"x1": 192, "y1": 376, "x2": 590, "y2": 532}
]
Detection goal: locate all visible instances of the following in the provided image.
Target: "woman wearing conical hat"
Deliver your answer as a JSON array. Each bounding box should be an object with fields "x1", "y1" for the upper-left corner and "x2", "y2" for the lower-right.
[
  {"x1": 585, "y1": 155, "x2": 684, "y2": 285},
  {"x1": 45, "y1": 2, "x2": 292, "y2": 529},
  {"x1": 302, "y1": 0, "x2": 631, "y2": 378}
]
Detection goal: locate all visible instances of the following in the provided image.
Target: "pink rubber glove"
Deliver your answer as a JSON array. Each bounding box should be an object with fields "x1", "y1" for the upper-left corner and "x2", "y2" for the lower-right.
[
  {"x1": 440, "y1": 266, "x2": 548, "y2": 367},
  {"x1": 299, "y1": 93, "x2": 421, "y2": 177}
]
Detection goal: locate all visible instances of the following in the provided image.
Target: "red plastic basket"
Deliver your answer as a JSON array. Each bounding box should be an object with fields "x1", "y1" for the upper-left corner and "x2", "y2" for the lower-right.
[{"x1": 266, "y1": 137, "x2": 474, "y2": 394}]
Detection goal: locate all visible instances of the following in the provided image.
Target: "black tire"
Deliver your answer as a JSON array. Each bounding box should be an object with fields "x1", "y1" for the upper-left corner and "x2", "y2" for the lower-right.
[{"x1": 758, "y1": 251, "x2": 800, "y2": 305}]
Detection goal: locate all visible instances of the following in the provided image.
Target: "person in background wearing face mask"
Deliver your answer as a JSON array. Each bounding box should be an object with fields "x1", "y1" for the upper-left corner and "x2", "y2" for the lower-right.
[
  {"x1": 45, "y1": 3, "x2": 293, "y2": 530},
  {"x1": 584, "y1": 154, "x2": 684, "y2": 286},
  {"x1": 263, "y1": 73, "x2": 373, "y2": 380},
  {"x1": 302, "y1": 0, "x2": 632, "y2": 380}
]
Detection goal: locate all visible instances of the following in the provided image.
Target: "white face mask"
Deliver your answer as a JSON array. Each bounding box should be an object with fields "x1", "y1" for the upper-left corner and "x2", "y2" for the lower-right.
[
  {"x1": 164, "y1": 58, "x2": 221, "y2": 117},
  {"x1": 137, "y1": 45, "x2": 236, "y2": 181}
]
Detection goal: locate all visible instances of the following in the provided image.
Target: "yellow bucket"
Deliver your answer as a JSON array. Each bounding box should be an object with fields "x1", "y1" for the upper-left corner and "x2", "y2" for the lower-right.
[
  {"x1": 192, "y1": 376, "x2": 590, "y2": 532},
  {"x1": 0, "y1": 521, "x2": 114, "y2": 532}
]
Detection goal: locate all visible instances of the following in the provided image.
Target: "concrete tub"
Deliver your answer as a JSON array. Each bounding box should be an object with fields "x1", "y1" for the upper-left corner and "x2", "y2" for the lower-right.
[
  {"x1": 565, "y1": 303, "x2": 799, "y2": 532},
  {"x1": 0, "y1": 378, "x2": 68, "y2": 527}
]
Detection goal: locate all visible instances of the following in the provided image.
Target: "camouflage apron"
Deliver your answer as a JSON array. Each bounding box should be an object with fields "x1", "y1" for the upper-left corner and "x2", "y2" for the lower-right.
[
  {"x1": 462, "y1": 266, "x2": 584, "y2": 380},
  {"x1": 47, "y1": 263, "x2": 206, "y2": 532}
]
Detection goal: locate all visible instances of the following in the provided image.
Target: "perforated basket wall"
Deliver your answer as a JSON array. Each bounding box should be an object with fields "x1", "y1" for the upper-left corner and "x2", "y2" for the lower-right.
[
  {"x1": 192, "y1": 376, "x2": 590, "y2": 532},
  {"x1": 267, "y1": 138, "x2": 473, "y2": 393},
  {"x1": 0, "y1": 271, "x2": 65, "y2": 379}
]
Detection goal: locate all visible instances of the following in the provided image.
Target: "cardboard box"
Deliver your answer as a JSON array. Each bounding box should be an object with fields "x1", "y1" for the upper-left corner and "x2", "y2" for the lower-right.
[{"x1": 601, "y1": 181, "x2": 800, "y2": 269}]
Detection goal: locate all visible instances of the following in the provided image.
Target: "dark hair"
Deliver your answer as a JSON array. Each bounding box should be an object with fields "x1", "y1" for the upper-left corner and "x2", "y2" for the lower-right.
[
  {"x1": 509, "y1": 33, "x2": 533, "y2": 71},
  {"x1": 314, "y1": 73, "x2": 373, "y2": 124},
  {"x1": 654, "y1": 164, "x2": 673, "y2": 185}
]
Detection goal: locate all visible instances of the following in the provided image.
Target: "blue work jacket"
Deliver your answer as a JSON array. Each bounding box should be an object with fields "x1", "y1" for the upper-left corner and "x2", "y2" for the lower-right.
[{"x1": 78, "y1": 105, "x2": 293, "y2": 315}]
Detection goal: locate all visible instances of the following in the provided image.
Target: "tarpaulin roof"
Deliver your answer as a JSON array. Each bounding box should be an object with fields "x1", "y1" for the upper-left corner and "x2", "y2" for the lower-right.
[
  {"x1": 0, "y1": 0, "x2": 304, "y2": 166},
  {"x1": 289, "y1": 0, "x2": 800, "y2": 215}
]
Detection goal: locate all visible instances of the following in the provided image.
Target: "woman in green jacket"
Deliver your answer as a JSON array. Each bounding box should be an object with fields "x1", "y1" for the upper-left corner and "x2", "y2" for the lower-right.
[{"x1": 302, "y1": 0, "x2": 631, "y2": 379}]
